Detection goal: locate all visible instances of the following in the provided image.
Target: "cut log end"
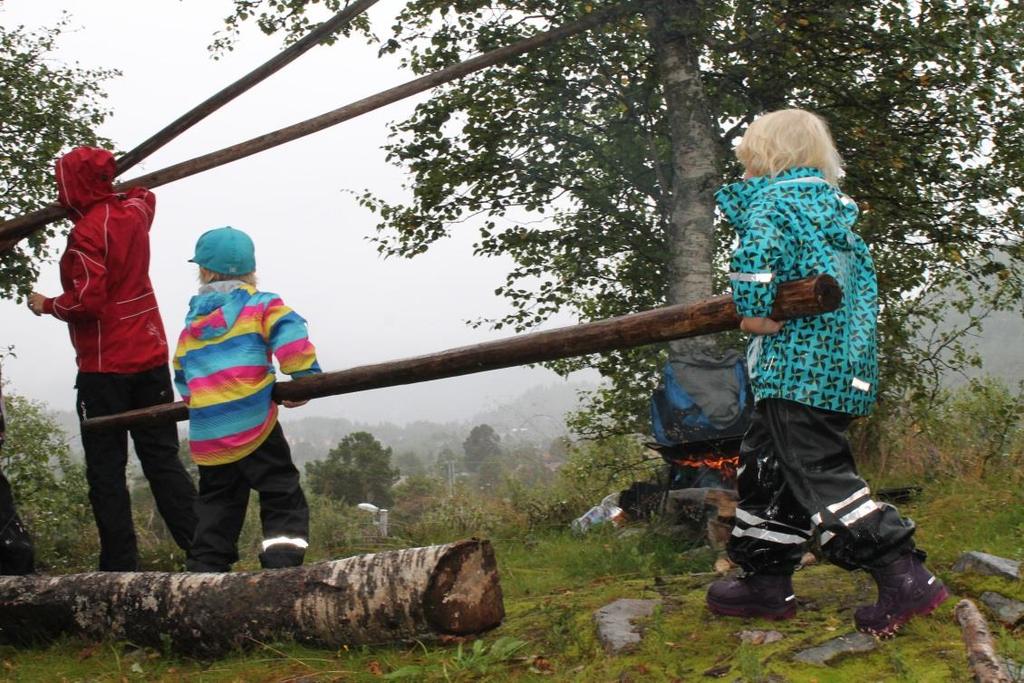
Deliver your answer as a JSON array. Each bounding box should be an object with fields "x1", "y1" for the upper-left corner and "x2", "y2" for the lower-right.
[
  {"x1": 424, "y1": 539, "x2": 505, "y2": 635},
  {"x1": 814, "y1": 274, "x2": 843, "y2": 311}
]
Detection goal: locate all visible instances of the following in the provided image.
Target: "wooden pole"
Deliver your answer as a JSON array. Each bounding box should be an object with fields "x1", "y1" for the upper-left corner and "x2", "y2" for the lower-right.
[
  {"x1": 116, "y1": 0, "x2": 381, "y2": 173},
  {"x1": 953, "y1": 599, "x2": 1013, "y2": 683},
  {"x1": 0, "y1": 540, "x2": 503, "y2": 656},
  {"x1": 0, "y1": 3, "x2": 634, "y2": 253},
  {"x1": 0, "y1": 0, "x2": 379, "y2": 253},
  {"x1": 82, "y1": 274, "x2": 841, "y2": 431}
]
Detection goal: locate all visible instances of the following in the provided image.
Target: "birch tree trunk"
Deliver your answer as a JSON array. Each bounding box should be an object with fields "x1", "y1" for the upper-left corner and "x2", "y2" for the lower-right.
[
  {"x1": 0, "y1": 540, "x2": 503, "y2": 657},
  {"x1": 646, "y1": 0, "x2": 722, "y2": 359}
]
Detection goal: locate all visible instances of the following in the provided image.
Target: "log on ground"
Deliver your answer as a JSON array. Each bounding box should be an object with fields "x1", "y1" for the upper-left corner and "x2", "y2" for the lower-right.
[
  {"x1": 953, "y1": 598, "x2": 1012, "y2": 683},
  {"x1": 0, "y1": 539, "x2": 502, "y2": 656}
]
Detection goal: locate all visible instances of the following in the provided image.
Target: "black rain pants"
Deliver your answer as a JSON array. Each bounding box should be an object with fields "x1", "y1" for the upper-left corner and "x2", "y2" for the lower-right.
[
  {"x1": 76, "y1": 367, "x2": 198, "y2": 571},
  {"x1": 186, "y1": 423, "x2": 309, "y2": 572},
  {"x1": 728, "y1": 399, "x2": 916, "y2": 575},
  {"x1": 0, "y1": 469, "x2": 34, "y2": 575}
]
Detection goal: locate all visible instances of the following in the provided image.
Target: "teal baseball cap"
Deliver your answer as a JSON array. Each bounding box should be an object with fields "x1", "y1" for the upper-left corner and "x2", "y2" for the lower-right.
[{"x1": 189, "y1": 226, "x2": 256, "y2": 275}]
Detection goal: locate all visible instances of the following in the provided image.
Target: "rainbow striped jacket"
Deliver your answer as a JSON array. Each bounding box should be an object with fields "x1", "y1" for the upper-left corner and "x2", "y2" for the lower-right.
[{"x1": 173, "y1": 282, "x2": 321, "y2": 465}]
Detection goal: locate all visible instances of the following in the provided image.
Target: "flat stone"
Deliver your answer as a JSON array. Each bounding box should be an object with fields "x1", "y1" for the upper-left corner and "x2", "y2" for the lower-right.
[
  {"x1": 980, "y1": 591, "x2": 1024, "y2": 627},
  {"x1": 738, "y1": 629, "x2": 784, "y2": 645},
  {"x1": 951, "y1": 551, "x2": 1021, "y2": 581},
  {"x1": 594, "y1": 599, "x2": 661, "y2": 655},
  {"x1": 793, "y1": 632, "x2": 877, "y2": 666}
]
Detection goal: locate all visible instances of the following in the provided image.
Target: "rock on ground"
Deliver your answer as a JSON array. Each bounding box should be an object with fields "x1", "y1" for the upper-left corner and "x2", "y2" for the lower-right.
[
  {"x1": 737, "y1": 630, "x2": 784, "y2": 645},
  {"x1": 594, "y1": 598, "x2": 661, "y2": 654},
  {"x1": 951, "y1": 551, "x2": 1021, "y2": 581},
  {"x1": 792, "y1": 632, "x2": 877, "y2": 666},
  {"x1": 980, "y1": 591, "x2": 1024, "y2": 628}
]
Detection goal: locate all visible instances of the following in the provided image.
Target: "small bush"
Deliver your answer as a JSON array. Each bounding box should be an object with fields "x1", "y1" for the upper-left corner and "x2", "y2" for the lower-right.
[{"x1": 870, "y1": 376, "x2": 1023, "y2": 483}]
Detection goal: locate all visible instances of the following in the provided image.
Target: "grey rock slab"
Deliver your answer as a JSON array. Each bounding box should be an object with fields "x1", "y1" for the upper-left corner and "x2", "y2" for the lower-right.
[
  {"x1": 737, "y1": 629, "x2": 785, "y2": 645},
  {"x1": 594, "y1": 598, "x2": 661, "y2": 654},
  {"x1": 980, "y1": 591, "x2": 1024, "y2": 627},
  {"x1": 951, "y1": 551, "x2": 1021, "y2": 580},
  {"x1": 793, "y1": 632, "x2": 877, "y2": 666}
]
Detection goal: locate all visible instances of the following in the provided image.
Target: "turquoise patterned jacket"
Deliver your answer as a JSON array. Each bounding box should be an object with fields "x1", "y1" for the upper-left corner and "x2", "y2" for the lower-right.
[{"x1": 716, "y1": 167, "x2": 878, "y2": 416}]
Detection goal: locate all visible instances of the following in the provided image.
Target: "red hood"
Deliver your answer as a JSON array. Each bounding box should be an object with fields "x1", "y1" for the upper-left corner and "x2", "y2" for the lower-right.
[{"x1": 55, "y1": 147, "x2": 116, "y2": 218}]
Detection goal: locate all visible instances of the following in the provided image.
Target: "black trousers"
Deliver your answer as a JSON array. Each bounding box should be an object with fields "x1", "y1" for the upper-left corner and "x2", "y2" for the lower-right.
[
  {"x1": 76, "y1": 367, "x2": 198, "y2": 571},
  {"x1": 187, "y1": 423, "x2": 309, "y2": 572},
  {"x1": 728, "y1": 399, "x2": 916, "y2": 575},
  {"x1": 0, "y1": 469, "x2": 33, "y2": 575}
]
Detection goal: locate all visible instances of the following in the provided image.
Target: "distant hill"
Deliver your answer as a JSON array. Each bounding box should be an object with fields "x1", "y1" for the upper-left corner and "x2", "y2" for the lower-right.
[
  {"x1": 954, "y1": 307, "x2": 1024, "y2": 386},
  {"x1": 931, "y1": 264, "x2": 1024, "y2": 387},
  {"x1": 282, "y1": 381, "x2": 595, "y2": 466}
]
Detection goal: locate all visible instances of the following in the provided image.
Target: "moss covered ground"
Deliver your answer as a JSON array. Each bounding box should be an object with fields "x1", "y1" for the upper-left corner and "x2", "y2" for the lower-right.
[{"x1": 0, "y1": 474, "x2": 1021, "y2": 682}]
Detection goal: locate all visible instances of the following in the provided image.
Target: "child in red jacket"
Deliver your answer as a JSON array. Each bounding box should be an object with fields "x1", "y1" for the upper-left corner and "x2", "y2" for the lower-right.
[{"x1": 28, "y1": 147, "x2": 197, "y2": 572}]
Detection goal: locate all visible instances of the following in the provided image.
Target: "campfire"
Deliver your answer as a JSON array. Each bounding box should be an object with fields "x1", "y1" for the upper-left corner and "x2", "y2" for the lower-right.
[{"x1": 651, "y1": 436, "x2": 742, "y2": 490}]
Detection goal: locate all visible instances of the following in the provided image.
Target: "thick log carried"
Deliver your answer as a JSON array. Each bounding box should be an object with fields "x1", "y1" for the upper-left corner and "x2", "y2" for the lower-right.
[
  {"x1": 82, "y1": 274, "x2": 841, "y2": 431},
  {"x1": 0, "y1": 540, "x2": 503, "y2": 656}
]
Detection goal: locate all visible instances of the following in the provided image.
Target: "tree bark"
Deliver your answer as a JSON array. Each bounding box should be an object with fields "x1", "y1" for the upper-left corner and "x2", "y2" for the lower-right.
[
  {"x1": 0, "y1": 540, "x2": 503, "y2": 657},
  {"x1": 0, "y1": 3, "x2": 635, "y2": 253},
  {"x1": 646, "y1": 0, "x2": 722, "y2": 358},
  {"x1": 953, "y1": 599, "x2": 1013, "y2": 683},
  {"x1": 82, "y1": 275, "x2": 841, "y2": 431}
]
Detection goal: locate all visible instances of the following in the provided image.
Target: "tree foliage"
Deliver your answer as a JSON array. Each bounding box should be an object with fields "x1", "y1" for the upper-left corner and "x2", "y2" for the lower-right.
[
  {"x1": 305, "y1": 431, "x2": 400, "y2": 507},
  {"x1": 223, "y1": 0, "x2": 1024, "y2": 435},
  {"x1": 462, "y1": 423, "x2": 502, "y2": 473},
  {"x1": 0, "y1": 8, "x2": 117, "y2": 298},
  {"x1": 0, "y1": 383, "x2": 93, "y2": 570}
]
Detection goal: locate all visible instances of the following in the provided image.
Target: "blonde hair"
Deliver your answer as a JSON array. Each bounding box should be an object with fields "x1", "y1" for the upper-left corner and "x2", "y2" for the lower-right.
[
  {"x1": 199, "y1": 267, "x2": 257, "y2": 286},
  {"x1": 736, "y1": 109, "x2": 844, "y2": 185}
]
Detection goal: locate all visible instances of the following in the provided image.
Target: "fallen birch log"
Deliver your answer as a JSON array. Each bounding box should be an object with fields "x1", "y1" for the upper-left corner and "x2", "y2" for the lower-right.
[
  {"x1": 953, "y1": 599, "x2": 1012, "y2": 683},
  {"x1": 82, "y1": 274, "x2": 841, "y2": 431},
  {"x1": 0, "y1": 539, "x2": 502, "y2": 657}
]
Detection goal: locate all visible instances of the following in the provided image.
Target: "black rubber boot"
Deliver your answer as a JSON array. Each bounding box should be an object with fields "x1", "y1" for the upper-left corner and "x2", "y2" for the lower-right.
[
  {"x1": 259, "y1": 546, "x2": 305, "y2": 569},
  {"x1": 706, "y1": 573, "x2": 797, "y2": 620},
  {"x1": 854, "y1": 551, "x2": 950, "y2": 637}
]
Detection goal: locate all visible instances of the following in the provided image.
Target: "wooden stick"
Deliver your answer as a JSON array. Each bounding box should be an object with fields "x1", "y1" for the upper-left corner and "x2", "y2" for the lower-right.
[
  {"x1": 0, "y1": 0, "x2": 379, "y2": 252},
  {"x1": 953, "y1": 599, "x2": 1012, "y2": 683},
  {"x1": 82, "y1": 274, "x2": 841, "y2": 431},
  {"x1": 0, "y1": 3, "x2": 634, "y2": 252}
]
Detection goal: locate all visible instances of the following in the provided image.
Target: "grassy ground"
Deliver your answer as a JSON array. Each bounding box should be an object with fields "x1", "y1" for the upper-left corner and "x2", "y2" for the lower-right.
[{"x1": 1, "y1": 475, "x2": 1021, "y2": 682}]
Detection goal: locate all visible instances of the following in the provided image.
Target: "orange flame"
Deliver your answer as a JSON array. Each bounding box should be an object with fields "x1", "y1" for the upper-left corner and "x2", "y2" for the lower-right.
[{"x1": 670, "y1": 454, "x2": 739, "y2": 479}]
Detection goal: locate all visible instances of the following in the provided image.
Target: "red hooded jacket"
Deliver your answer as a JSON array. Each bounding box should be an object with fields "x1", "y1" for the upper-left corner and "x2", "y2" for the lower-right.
[{"x1": 42, "y1": 147, "x2": 169, "y2": 374}]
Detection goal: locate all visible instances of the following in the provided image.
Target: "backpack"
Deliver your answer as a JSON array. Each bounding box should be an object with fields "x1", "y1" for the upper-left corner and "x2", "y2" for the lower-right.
[{"x1": 650, "y1": 352, "x2": 753, "y2": 447}]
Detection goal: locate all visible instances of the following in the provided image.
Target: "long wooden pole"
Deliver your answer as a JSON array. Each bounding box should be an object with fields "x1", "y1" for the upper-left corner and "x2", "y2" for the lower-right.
[
  {"x1": 0, "y1": 0, "x2": 380, "y2": 253},
  {"x1": 82, "y1": 275, "x2": 841, "y2": 431},
  {"x1": 116, "y1": 0, "x2": 381, "y2": 173},
  {"x1": 0, "y1": 3, "x2": 633, "y2": 253}
]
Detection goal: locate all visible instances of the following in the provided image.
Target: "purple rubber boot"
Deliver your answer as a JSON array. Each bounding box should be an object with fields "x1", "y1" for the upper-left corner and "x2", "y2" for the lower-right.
[
  {"x1": 706, "y1": 573, "x2": 797, "y2": 620},
  {"x1": 854, "y1": 552, "x2": 950, "y2": 637}
]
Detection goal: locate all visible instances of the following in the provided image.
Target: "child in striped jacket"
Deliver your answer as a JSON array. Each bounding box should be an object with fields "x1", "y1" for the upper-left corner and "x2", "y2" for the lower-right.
[{"x1": 174, "y1": 226, "x2": 321, "y2": 572}]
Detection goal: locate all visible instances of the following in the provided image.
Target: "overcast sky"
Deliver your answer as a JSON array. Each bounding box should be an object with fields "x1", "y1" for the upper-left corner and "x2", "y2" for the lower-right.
[{"x1": 0, "y1": 0, "x2": 597, "y2": 424}]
